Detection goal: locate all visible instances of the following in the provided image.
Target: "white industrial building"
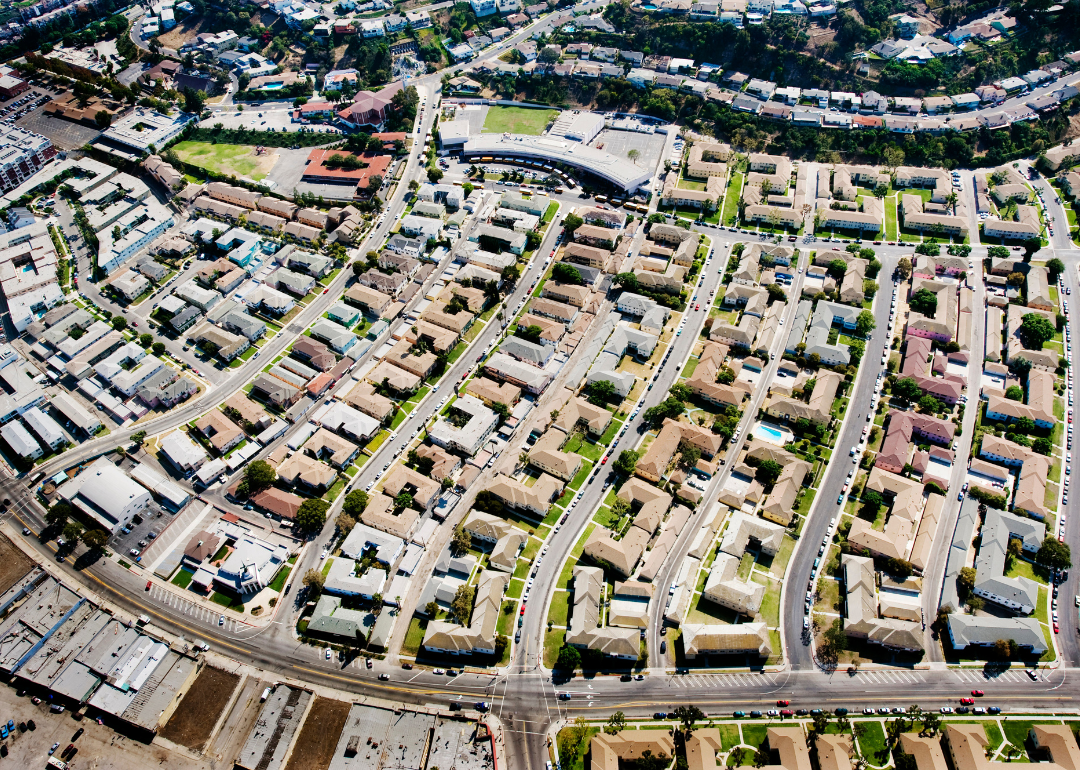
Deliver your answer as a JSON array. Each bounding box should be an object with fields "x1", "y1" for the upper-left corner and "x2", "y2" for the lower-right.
[{"x1": 58, "y1": 457, "x2": 154, "y2": 534}]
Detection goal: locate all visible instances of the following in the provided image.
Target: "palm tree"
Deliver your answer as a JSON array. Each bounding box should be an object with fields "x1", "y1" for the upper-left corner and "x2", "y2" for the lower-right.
[{"x1": 518, "y1": 452, "x2": 529, "y2": 469}]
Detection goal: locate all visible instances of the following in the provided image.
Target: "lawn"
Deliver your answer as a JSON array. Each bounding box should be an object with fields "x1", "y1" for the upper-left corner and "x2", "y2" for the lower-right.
[
  {"x1": 171, "y1": 568, "x2": 194, "y2": 589},
  {"x1": 1005, "y1": 557, "x2": 1048, "y2": 585},
  {"x1": 547, "y1": 591, "x2": 570, "y2": 626},
  {"x1": 402, "y1": 616, "x2": 427, "y2": 656},
  {"x1": 716, "y1": 724, "x2": 741, "y2": 751},
  {"x1": 856, "y1": 721, "x2": 889, "y2": 763},
  {"x1": 722, "y1": 173, "x2": 744, "y2": 226},
  {"x1": 1003, "y1": 720, "x2": 1061, "y2": 758},
  {"x1": 482, "y1": 106, "x2": 558, "y2": 135},
  {"x1": 562, "y1": 432, "x2": 604, "y2": 462},
  {"x1": 268, "y1": 565, "x2": 292, "y2": 593},
  {"x1": 172, "y1": 141, "x2": 270, "y2": 181},
  {"x1": 742, "y1": 724, "x2": 769, "y2": 748},
  {"x1": 210, "y1": 591, "x2": 244, "y2": 611}
]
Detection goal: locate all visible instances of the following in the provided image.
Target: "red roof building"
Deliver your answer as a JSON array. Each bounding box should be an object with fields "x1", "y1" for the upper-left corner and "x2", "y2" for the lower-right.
[
  {"x1": 337, "y1": 81, "x2": 403, "y2": 130},
  {"x1": 302, "y1": 149, "x2": 391, "y2": 192}
]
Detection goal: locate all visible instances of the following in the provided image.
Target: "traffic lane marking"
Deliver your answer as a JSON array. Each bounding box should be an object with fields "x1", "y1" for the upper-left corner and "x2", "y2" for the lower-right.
[
  {"x1": 292, "y1": 666, "x2": 506, "y2": 699},
  {"x1": 561, "y1": 694, "x2": 1073, "y2": 712}
]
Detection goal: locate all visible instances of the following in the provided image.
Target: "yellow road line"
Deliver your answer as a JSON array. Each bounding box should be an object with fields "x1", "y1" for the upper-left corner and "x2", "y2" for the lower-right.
[
  {"x1": 292, "y1": 666, "x2": 505, "y2": 699},
  {"x1": 564, "y1": 695, "x2": 1074, "y2": 712}
]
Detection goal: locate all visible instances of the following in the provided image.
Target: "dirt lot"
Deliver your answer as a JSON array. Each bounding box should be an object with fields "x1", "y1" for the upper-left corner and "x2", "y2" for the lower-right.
[
  {"x1": 0, "y1": 683, "x2": 214, "y2": 770},
  {"x1": 159, "y1": 666, "x2": 240, "y2": 751},
  {"x1": 282, "y1": 697, "x2": 351, "y2": 770},
  {"x1": 0, "y1": 532, "x2": 34, "y2": 594},
  {"x1": 156, "y1": 16, "x2": 205, "y2": 50}
]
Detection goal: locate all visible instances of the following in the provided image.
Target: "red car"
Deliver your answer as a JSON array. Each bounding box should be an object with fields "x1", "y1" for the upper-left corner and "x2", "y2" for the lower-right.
[
  {"x1": 960, "y1": 698, "x2": 974, "y2": 705},
  {"x1": 601, "y1": 456, "x2": 608, "y2": 465},
  {"x1": 1054, "y1": 623, "x2": 1060, "y2": 634},
  {"x1": 971, "y1": 690, "x2": 984, "y2": 697},
  {"x1": 145, "y1": 581, "x2": 151, "y2": 591},
  {"x1": 520, "y1": 604, "x2": 526, "y2": 615},
  {"x1": 776, "y1": 700, "x2": 790, "y2": 707},
  {"x1": 323, "y1": 289, "x2": 329, "y2": 294}
]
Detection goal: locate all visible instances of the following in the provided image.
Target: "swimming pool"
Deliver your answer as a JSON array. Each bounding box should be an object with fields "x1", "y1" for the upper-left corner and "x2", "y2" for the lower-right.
[{"x1": 752, "y1": 423, "x2": 794, "y2": 446}]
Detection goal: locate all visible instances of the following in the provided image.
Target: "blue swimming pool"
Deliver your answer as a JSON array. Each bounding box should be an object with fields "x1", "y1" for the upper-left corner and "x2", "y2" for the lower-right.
[{"x1": 752, "y1": 423, "x2": 793, "y2": 446}]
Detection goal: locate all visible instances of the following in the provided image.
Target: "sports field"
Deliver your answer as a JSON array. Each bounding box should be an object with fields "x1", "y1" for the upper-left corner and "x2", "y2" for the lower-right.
[
  {"x1": 482, "y1": 105, "x2": 558, "y2": 135},
  {"x1": 171, "y1": 141, "x2": 277, "y2": 181}
]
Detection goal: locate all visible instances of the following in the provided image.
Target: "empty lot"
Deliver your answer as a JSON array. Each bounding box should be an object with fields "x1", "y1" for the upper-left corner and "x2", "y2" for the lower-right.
[
  {"x1": 283, "y1": 697, "x2": 351, "y2": 770},
  {"x1": 159, "y1": 666, "x2": 240, "y2": 751}
]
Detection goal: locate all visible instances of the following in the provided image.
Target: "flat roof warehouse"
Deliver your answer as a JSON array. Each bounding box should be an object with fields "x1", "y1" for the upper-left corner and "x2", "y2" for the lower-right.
[{"x1": 461, "y1": 134, "x2": 652, "y2": 193}]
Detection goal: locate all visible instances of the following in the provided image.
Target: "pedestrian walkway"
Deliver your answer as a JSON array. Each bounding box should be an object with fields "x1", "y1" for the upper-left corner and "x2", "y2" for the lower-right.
[
  {"x1": 147, "y1": 582, "x2": 245, "y2": 633},
  {"x1": 663, "y1": 672, "x2": 781, "y2": 689},
  {"x1": 951, "y1": 667, "x2": 1041, "y2": 683},
  {"x1": 846, "y1": 669, "x2": 926, "y2": 686}
]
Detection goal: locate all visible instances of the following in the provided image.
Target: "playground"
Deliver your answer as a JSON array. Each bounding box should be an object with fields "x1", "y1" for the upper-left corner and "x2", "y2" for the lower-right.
[{"x1": 171, "y1": 141, "x2": 280, "y2": 181}]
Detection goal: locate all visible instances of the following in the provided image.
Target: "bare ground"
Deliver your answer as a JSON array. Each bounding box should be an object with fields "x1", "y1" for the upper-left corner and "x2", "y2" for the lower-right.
[
  {"x1": 156, "y1": 17, "x2": 206, "y2": 50},
  {"x1": 159, "y1": 667, "x2": 241, "y2": 752},
  {"x1": 282, "y1": 697, "x2": 351, "y2": 770},
  {"x1": 0, "y1": 533, "x2": 34, "y2": 594}
]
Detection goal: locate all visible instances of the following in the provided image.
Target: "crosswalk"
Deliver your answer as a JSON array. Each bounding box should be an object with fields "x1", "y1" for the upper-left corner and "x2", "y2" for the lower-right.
[
  {"x1": 147, "y1": 584, "x2": 244, "y2": 633},
  {"x1": 666, "y1": 673, "x2": 781, "y2": 689},
  {"x1": 951, "y1": 668, "x2": 1040, "y2": 683},
  {"x1": 848, "y1": 670, "x2": 927, "y2": 686}
]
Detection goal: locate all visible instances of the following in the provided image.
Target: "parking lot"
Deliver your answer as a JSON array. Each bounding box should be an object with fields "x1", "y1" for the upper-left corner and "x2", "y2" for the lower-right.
[
  {"x1": 200, "y1": 106, "x2": 343, "y2": 136},
  {"x1": 7, "y1": 86, "x2": 104, "y2": 151}
]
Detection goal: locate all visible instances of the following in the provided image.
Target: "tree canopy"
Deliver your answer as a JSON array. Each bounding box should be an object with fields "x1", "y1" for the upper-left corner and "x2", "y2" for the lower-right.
[
  {"x1": 296, "y1": 499, "x2": 330, "y2": 533},
  {"x1": 855, "y1": 310, "x2": 876, "y2": 338},
  {"x1": 909, "y1": 288, "x2": 937, "y2": 317},
  {"x1": 1018, "y1": 313, "x2": 1056, "y2": 350}
]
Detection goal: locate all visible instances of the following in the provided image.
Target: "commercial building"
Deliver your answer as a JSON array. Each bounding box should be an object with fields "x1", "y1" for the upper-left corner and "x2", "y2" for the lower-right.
[{"x1": 58, "y1": 457, "x2": 153, "y2": 534}]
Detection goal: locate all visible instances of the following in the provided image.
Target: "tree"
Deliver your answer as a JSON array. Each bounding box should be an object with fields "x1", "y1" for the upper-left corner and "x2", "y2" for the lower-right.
[
  {"x1": 424, "y1": 601, "x2": 439, "y2": 617},
  {"x1": 918, "y1": 395, "x2": 943, "y2": 413},
  {"x1": 587, "y1": 379, "x2": 617, "y2": 406},
  {"x1": 957, "y1": 566, "x2": 977, "y2": 598},
  {"x1": 1005, "y1": 385, "x2": 1024, "y2": 401},
  {"x1": 672, "y1": 705, "x2": 705, "y2": 735},
  {"x1": 245, "y1": 460, "x2": 276, "y2": 494},
  {"x1": 336, "y1": 513, "x2": 356, "y2": 537},
  {"x1": 882, "y1": 146, "x2": 905, "y2": 169},
  {"x1": 451, "y1": 526, "x2": 472, "y2": 556},
  {"x1": 756, "y1": 459, "x2": 783, "y2": 485},
  {"x1": 828, "y1": 259, "x2": 849, "y2": 279},
  {"x1": 766, "y1": 283, "x2": 787, "y2": 302},
  {"x1": 450, "y1": 584, "x2": 475, "y2": 625},
  {"x1": 342, "y1": 489, "x2": 369, "y2": 518},
  {"x1": 1036, "y1": 537, "x2": 1072, "y2": 571},
  {"x1": 555, "y1": 644, "x2": 581, "y2": 671},
  {"x1": 892, "y1": 377, "x2": 923, "y2": 403},
  {"x1": 552, "y1": 263, "x2": 583, "y2": 284},
  {"x1": 394, "y1": 492, "x2": 414, "y2": 511},
  {"x1": 303, "y1": 567, "x2": 324, "y2": 598},
  {"x1": 152, "y1": 342, "x2": 166, "y2": 355},
  {"x1": 605, "y1": 711, "x2": 626, "y2": 735},
  {"x1": 1033, "y1": 437, "x2": 1053, "y2": 456},
  {"x1": 679, "y1": 441, "x2": 702, "y2": 470},
  {"x1": 138, "y1": 333, "x2": 153, "y2": 348},
  {"x1": 1047, "y1": 258, "x2": 1065, "y2": 280},
  {"x1": 427, "y1": 167, "x2": 444, "y2": 183},
  {"x1": 856, "y1": 310, "x2": 876, "y2": 338},
  {"x1": 897, "y1": 258, "x2": 912, "y2": 279},
  {"x1": 502, "y1": 264, "x2": 521, "y2": 283},
  {"x1": 45, "y1": 501, "x2": 72, "y2": 528},
  {"x1": 909, "y1": 288, "x2": 937, "y2": 316},
  {"x1": 111, "y1": 316, "x2": 128, "y2": 331},
  {"x1": 131, "y1": 430, "x2": 147, "y2": 446},
  {"x1": 563, "y1": 213, "x2": 584, "y2": 234},
  {"x1": 296, "y1": 499, "x2": 330, "y2": 533},
  {"x1": 613, "y1": 449, "x2": 640, "y2": 476},
  {"x1": 94, "y1": 109, "x2": 112, "y2": 129},
  {"x1": 1018, "y1": 313, "x2": 1055, "y2": 350},
  {"x1": 644, "y1": 396, "x2": 685, "y2": 428},
  {"x1": 81, "y1": 527, "x2": 108, "y2": 552},
  {"x1": 201, "y1": 340, "x2": 219, "y2": 358}
]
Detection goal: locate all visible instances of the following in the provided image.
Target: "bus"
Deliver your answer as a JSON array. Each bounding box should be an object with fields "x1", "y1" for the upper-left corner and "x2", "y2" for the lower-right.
[{"x1": 595, "y1": 195, "x2": 608, "y2": 203}]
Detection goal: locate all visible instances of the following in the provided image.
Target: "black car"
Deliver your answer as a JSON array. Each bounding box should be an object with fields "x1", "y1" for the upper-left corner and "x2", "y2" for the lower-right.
[
  {"x1": 835, "y1": 708, "x2": 849, "y2": 716},
  {"x1": 449, "y1": 703, "x2": 462, "y2": 711},
  {"x1": 810, "y1": 709, "x2": 823, "y2": 716},
  {"x1": 795, "y1": 709, "x2": 809, "y2": 716},
  {"x1": 401, "y1": 663, "x2": 413, "y2": 670},
  {"x1": 750, "y1": 711, "x2": 763, "y2": 718},
  {"x1": 956, "y1": 707, "x2": 970, "y2": 714},
  {"x1": 654, "y1": 712, "x2": 667, "y2": 719},
  {"x1": 988, "y1": 707, "x2": 1001, "y2": 714}
]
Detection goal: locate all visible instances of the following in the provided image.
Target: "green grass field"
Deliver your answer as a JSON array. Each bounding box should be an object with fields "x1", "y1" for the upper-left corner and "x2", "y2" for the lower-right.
[
  {"x1": 172, "y1": 141, "x2": 269, "y2": 181},
  {"x1": 482, "y1": 106, "x2": 558, "y2": 135}
]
